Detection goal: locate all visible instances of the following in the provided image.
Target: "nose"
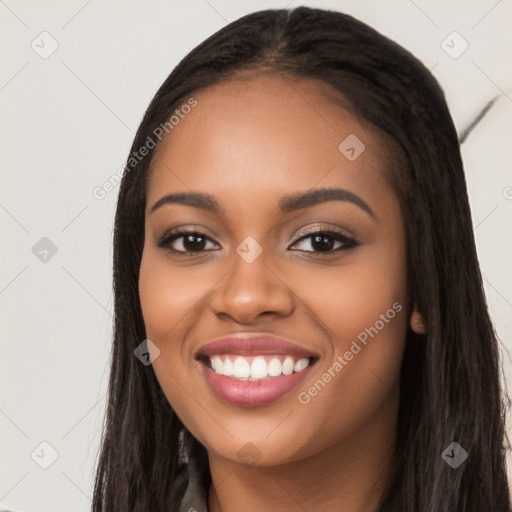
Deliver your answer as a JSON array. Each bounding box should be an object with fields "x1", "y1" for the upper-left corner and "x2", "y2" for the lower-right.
[{"x1": 209, "y1": 248, "x2": 295, "y2": 325}]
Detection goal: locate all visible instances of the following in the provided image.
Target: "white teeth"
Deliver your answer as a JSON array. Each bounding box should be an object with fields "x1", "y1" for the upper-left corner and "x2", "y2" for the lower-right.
[
  {"x1": 282, "y1": 356, "x2": 294, "y2": 375},
  {"x1": 267, "y1": 358, "x2": 282, "y2": 377},
  {"x1": 209, "y1": 355, "x2": 312, "y2": 380},
  {"x1": 223, "y1": 358, "x2": 234, "y2": 376},
  {"x1": 250, "y1": 356, "x2": 267, "y2": 379},
  {"x1": 212, "y1": 356, "x2": 223, "y2": 374},
  {"x1": 233, "y1": 357, "x2": 251, "y2": 378},
  {"x1": 294, "y1": 358, "x2": 309, "y2": 372}
]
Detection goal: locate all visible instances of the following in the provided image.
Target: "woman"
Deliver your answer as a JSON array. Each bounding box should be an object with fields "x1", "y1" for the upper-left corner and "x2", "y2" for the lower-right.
[{"x1": 92, "y1": 7, "x2": 511, "y2": 511}]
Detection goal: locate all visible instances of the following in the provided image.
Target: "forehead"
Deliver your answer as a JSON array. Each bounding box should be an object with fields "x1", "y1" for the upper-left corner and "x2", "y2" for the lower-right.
[{"x1": 147, "y1": 74, "x2": 393, "y2": 213}]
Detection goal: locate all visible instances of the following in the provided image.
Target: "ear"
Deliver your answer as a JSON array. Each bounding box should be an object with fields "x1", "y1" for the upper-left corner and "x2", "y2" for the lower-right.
[{"x1": 410, "y1": 303, "x2": 427, "y2": 334}]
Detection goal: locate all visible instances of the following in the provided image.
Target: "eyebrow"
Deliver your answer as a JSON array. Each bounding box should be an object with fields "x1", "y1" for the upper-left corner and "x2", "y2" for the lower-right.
[{"x1": 149, "y1": 187, "x2": 375, "y2": 219}]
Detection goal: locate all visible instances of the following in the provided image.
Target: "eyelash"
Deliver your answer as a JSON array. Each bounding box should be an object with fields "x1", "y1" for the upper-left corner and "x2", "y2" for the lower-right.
[{"x1": 157, "y1": 227, "x2": 359, "y2": 256}]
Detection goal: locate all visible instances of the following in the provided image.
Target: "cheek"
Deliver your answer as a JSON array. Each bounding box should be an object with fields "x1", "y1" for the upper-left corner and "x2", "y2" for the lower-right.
[
  {"x1": 294, "y1": 242, "x2": 408, "y2": 347},
  {"x1": 139, "y1": 250, "x2": 206, "y2": 347},
  {"x1": 138, "y1": 250, "x2": 208, "y2": 425},
  {"x1": 287, "y1": 244, "x2": 408, "y2": 454}
]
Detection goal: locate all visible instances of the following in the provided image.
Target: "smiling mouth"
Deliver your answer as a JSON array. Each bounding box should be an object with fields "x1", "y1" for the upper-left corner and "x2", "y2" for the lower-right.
[{"x1": 198, "y1": 354, "x2": 319, "y2": 381}]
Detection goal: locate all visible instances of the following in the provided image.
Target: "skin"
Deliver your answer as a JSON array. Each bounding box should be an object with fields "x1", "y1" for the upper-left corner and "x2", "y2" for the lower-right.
[{"x1": 139, "y1": 74, "x2": 419, "y2": 511}]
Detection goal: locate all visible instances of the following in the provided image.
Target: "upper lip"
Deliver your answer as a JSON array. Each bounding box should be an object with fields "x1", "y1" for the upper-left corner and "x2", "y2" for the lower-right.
[{"x1": 196, "y1": 333, "x2": 319, "y2": 359}]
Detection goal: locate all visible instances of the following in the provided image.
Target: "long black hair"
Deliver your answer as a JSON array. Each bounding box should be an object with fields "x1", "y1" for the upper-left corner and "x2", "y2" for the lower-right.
[{"x1": 92, "y1": 7, "x2": 511, "y2": 511}]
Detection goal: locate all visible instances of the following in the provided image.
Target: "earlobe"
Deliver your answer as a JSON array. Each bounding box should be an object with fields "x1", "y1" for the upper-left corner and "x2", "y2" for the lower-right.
[{"x1": 410, "y1": 305, "x2": 427, "y2": 334}]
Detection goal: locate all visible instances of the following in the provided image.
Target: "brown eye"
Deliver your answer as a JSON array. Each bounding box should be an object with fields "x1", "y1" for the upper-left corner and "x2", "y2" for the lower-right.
[
  {"x1": 289, "y1": 230, "x2": 358, "y2": 254},
  {"x1": 157, "y1": 229, "x2": 219, "y2": 253}
]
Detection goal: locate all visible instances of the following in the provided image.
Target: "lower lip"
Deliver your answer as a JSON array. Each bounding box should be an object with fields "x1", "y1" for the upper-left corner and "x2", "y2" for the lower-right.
[{"x1": 201, "y1": 361, "x2": 315, "y2": 407}]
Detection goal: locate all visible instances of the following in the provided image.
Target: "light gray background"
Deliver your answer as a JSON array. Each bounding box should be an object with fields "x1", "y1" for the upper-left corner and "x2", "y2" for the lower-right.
[{"x1": 1, "y1": 1, "x2": 511, "y2": 510}]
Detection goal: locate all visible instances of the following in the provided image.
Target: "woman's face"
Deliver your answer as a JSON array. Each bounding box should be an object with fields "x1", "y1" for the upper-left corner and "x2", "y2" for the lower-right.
[{"x1": 139, "y1": 74, "x2": 409, "y2": 466}]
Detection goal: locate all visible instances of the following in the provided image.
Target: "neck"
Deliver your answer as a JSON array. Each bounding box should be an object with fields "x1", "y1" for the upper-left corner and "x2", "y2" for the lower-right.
[{"x1": 207, "y1": 382, "x2": 398, "y2": 512}]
